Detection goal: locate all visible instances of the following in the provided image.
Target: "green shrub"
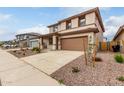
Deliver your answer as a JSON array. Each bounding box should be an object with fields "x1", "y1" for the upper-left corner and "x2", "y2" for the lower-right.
[
  {"x1": 117, "y1": 76, "x2": 124, "y2": 82},
  {"x1": 32, "y1": 47, "x2": 41, "y2": 53},
  {"x1": 114, "y1": 54, "x2": 124, "y2": 63},
  {"x1": 0, "y1": 42, "x2": 3, "y2": 47},
  {"x1": 58, "y1": 79, "x2": 64, "y2": 84},
  {"x1": 72, "y1": 67, "x2": 80, "y2": 73}
]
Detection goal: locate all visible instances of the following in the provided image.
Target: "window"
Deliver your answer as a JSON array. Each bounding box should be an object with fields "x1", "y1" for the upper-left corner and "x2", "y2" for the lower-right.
[
  {"x1": 53, "y1": 25, "x2": 58, "y2": 32},
  {"x1": 66, "y1": 20, "x2": 71, "y2": 29},
  {"x1": 79, "y1": 18, "x2": 86, "y2": 27}
]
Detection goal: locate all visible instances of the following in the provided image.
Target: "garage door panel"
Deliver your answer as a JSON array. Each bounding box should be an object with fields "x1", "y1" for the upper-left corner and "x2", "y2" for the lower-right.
[{"x1": 61, "y1": 36, "x2": 88, "y2": 51}]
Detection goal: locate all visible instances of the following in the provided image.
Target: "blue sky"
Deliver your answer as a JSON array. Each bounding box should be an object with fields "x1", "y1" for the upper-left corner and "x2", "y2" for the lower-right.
[{"x1": 0, "y1": 7, "x2": 124, "y2": 41}]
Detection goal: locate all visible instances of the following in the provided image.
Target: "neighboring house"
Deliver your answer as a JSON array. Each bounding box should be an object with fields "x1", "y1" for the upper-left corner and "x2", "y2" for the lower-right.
[
  {"x1": 40, "y1": 7, "x2": 105, "y2": 51},
  {"x1": 113, "y1": 25, "x2": 124, "y2": 52},
  {"x1": 16, "y1": 32, "x2": 41, "y2": 48}
]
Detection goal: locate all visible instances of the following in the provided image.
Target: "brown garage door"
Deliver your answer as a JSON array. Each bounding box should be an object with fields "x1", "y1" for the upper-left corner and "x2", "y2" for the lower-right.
[{"x1": 61, "y1": 36, "x2": 88, "y2": 51}]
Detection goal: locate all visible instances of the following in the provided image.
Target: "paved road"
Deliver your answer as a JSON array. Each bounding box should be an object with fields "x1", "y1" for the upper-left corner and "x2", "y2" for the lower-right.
[{"x1": 0, "y1": 48, "x2": 60, "y2": 86}]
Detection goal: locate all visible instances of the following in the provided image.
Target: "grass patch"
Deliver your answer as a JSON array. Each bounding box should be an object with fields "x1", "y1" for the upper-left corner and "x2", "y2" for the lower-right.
[
  {"x1": 114, "y1": 54, "x2": 124, "y2": 63},
  {"x1": 117, "y1": 76, "x2": 124, "y2": 82}
]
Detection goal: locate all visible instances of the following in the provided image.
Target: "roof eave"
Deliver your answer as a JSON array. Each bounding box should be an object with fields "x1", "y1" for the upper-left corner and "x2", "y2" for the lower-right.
[{"x1": 113, "y1": 26, "x2": 124, "y2": 40}]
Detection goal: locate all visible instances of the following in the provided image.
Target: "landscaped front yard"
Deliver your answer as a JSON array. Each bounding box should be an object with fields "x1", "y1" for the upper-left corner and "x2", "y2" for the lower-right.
[
  {"x1": 51, "y1": 52, "x2": 124, "y2": 86},
  {"x1": 7, "y1": 47, "x2": 124, "y2": 86},
  {"x1": 8, "y1": 48, "x2": 47, "y2": 58}
]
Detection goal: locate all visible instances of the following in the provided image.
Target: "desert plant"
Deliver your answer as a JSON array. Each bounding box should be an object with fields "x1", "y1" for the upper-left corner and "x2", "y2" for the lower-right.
[
  {"x1": 94, "y1": 57, "x2": 102, "y2": 62},
  {"x1": 26, "y1": 47, "x2": 29, "y2": 50},
  {"x1": 0, "y1": 44, "x2": 2, "y2": 47},
  {"x1": 32, "y1": 47, "x2": 41, "y2": 53},
  {"x1": 13, "y1": 50, "x2": 17, "y2": 53},
  {"x1": 20, "y1": 48, "x2": 25, "y2": 51},
  {"x1": 114, "y1": 54, "x2": 124, "y2": 63},
  {"x1": 58, "y1": 79, "x2": 64, "y2": 84},
  {"x1": 22, "y1": 52, "x2": 26, "y2": 56},
  {"x1": 72, "y1": 67, "x2": 80, "y2": 73},
  {"x1": 117, "y1": 76, "x2": 124, "y2": 82},
  {"x1": 18, "y1": 52, "x2": 21, "y2": 54}
]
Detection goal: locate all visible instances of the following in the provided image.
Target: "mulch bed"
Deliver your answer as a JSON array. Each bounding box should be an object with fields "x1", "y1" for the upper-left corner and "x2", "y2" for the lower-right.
[
  {"x1": 8, "y1": 49, "x2": 47, "y2": 58},
  {"x1": 51, "y1": 52, "x2": 124, "y2": 86}
]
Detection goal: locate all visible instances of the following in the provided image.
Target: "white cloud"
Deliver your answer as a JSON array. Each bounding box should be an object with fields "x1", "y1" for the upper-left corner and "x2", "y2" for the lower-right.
[
  {"x1": 16, "y1": 24, "x2": 49, "y2": 35},
  {"x1": 103, "y1": 15, "x2": 124, "y2": 40},
  {"x1": 0, "y1": 13, "x2": 12, "y2": 21},
  {"x1": 59, "y1": 7, "x2": 111, "y2": 18},
  {"x1": 0, "y1": 28, "x2": 8, "y2": 36},
  {"x1": 0, "y1": 30, "x2": 5, "y2": 35}
]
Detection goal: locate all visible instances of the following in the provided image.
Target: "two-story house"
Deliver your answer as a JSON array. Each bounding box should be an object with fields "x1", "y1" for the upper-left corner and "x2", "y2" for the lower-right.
[
  {"x1": 40, "y1": 7, "x2": 105, "y2": 51},
  {"x1": 16, "y1": 32, "x2": 41, "y2": 48}
]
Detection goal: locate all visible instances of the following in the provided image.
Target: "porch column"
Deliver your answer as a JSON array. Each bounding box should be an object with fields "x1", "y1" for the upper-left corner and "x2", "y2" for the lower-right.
[
  {"x1": 39, "y1": 37, "x2": 43, "y2": 49},
  {"x1": 87, "y1": 32, "x2": 95, "y2": 63},
  {"x1": 52, "y1": 35, "x2": 56, "y2": 50},
  {"x1": 58, "y1": 37, "x2": 61, "y2": 50},
  {"x1": 88, "y1": 32, "x2": 95, "y2": 53}
]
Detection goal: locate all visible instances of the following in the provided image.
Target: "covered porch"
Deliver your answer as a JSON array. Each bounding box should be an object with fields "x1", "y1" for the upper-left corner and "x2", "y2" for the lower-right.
[{"x1": 40, "y1": 32, "x2": 60, "y2": 51}]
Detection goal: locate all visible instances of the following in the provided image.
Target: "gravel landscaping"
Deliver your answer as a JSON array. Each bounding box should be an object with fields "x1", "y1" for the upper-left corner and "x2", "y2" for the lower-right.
[
  {"x1": 51, "y1": 52, "x2": 124, "y2": 86},
  {"x1": 8, "y1": 48, "x2": 47, "y2": 58}
]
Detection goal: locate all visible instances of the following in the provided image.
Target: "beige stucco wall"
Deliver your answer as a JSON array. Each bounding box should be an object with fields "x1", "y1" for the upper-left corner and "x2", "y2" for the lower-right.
[
  {"x1": 39, "y1": 38, "x2": 43, "y2": 49},
  {"x1": 71, "y1": 18, "x2": 79, "y2": 28},
  {"x1": 115, "y1": 30, "x2": 124, "y2": 41},
  {"x1": 85, "y1": 12, "x2": 96, "y2": 25},
  {"x1": 58, "y1": 24, "x2": 96, "y2": 34},
  {"x1": 43, "y1": 38, "x2": 49, "y2": 48},
  {"x1": 95, "y1": 16, "x2": 103, "y2": 42},
  {"x1": 60, "y1": 22, "x2": 66, "y2": 31},
  {"x1": 52, "y1": 35, "x2": 57, "y2": 50},
  {"x1": 49, "y1": 27, "x2": 54, "y2": 33},
  {"x1": 47, "y1": 45, "x2": 53, "y2": 50},
  {"x1": 60, "y1": 33, "x2": 89, "y2": 39},
  {"x1": 58, "y1": 24, "x2": 61, "y2": 31}
]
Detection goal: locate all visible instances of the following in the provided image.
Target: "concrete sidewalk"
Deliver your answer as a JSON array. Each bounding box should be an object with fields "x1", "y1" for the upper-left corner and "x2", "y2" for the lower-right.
[{"x1": 0, "y1": 49, "x2": 60, "y2": 86}]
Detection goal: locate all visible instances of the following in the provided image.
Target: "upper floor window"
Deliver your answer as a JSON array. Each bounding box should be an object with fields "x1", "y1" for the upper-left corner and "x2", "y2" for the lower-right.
[
  {"x1": 79, "y1": 17, "x2": 86, "y2": 27},
  {"x1": 66, "y1": 20, "x2": 71, "y2": 29},
  {"x1": 53, "y1": 25, "x2": 58, "y2": 32}
]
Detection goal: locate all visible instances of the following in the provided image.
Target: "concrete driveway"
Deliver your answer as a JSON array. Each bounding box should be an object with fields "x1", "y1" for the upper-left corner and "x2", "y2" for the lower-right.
[
  {"x1": 0, "y1": 48, "x2": 60, "y2": 86},
  {"x1": 21, "y1": 51, "x2": 83, "y2": 75}
]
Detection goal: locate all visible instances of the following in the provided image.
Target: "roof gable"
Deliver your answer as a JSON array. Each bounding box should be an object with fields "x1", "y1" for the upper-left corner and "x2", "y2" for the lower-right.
[{"x1": 113, "y1": 25, "x2": 124, "y2": 40}]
